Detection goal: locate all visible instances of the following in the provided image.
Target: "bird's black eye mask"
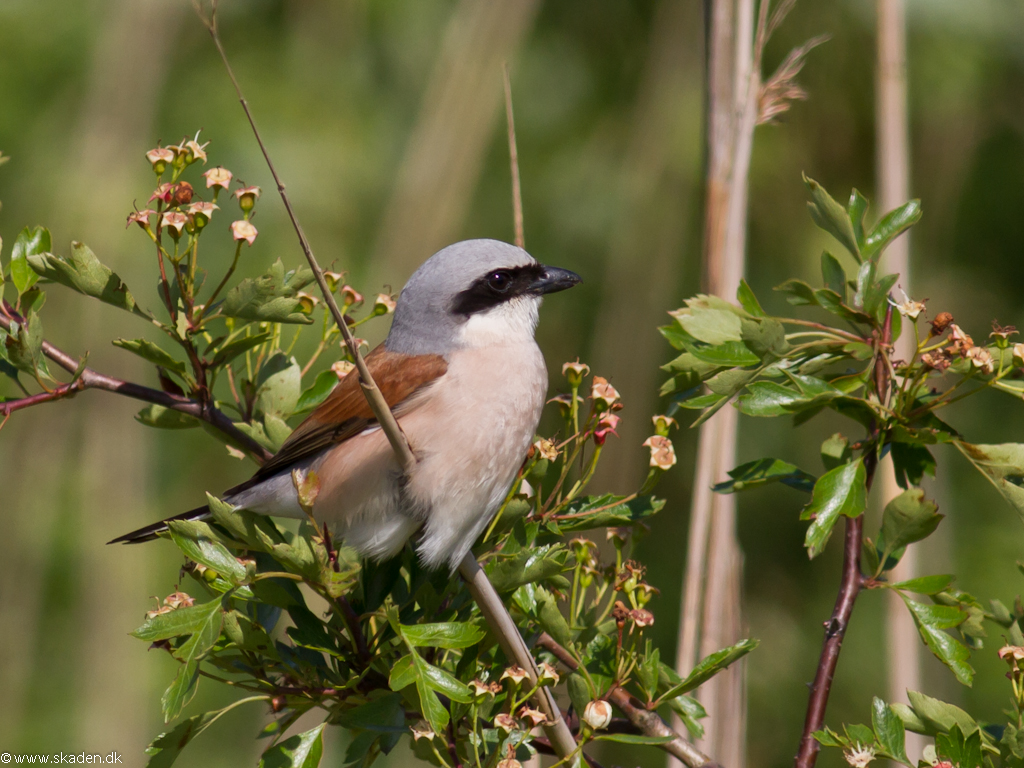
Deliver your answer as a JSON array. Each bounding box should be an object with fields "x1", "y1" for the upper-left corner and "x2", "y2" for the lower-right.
[{"x1": 450, "y1": 263, "x2": 548, "y2": 316}]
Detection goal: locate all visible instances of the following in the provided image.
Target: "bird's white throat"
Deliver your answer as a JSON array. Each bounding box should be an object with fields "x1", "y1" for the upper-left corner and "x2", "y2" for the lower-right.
[{"x1": 457, "y1": 295, "x2": 541, "y2": 348}]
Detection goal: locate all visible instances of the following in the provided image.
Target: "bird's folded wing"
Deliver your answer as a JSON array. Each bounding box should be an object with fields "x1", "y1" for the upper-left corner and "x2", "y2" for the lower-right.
[{"x1": 246, "y1": 345, "x2": 447, "y2": 484}]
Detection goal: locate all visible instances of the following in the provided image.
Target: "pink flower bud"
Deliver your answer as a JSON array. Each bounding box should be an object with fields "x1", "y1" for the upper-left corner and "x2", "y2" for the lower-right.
[
  {"x1": 186, "y1": 201, "x2": 218, "y2": 229},
  {"x1": 161, "y1": 211, "x2": 187, "y2": 239},
  {"x1": 373, "y1": 293, "x2": 397, "y2": 315},
  {"x1": 582, "y1": 700, "x2": 612, "y2": 730},
  {"x1": 652, "y1": 414, "x2": 677, "y2": 437},
  {"x1": 494, "y1": 713, "x2": 517, "y2": 733},
  {"x1": 184, "y1": 138, "x2": 209, "y2": 165},
  {"x1": 234, "y1": 185, "x2": 261, "y2": 212},
  {"x1": 562, "y1": 359, "x2": 590, "y2": 387},
  {"x1": 203, "y1": 167, "x2": 233, "y2": 191},
  {"x1": 126, "y1": 209, "x2": 155, "y2": 230},
  {"x1": 593, "y1": 413, "x2": 620, "y2": 446},
  {"x1": 149, "y1": 182, "x2": 174, "y2": 204},
  {"x1": 339, "y1": 285, "x2": 363, "y2": 308},
  {"x1": 409, "y1": 721, "x2": 435, "y2": 741},
  {"x1": 590, "y1": 376, "x2": 621, "y2": 411},
  {"x1": 331, "y1": 360, "x2": 355, "y2": 380},
  {"x1": 643, "y1": 435, "x2": 677, "y2": 470},
  {"x1": 145, "y1": 147, "x2": 174, "y2": 175},
  {"x1": 231, "y1": 220, "x2": 258, "y2": 245}
]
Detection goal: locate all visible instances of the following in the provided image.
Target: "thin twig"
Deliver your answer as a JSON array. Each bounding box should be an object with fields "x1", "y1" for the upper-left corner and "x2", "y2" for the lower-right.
[
  {"x1": 199, "y1": 4, "x2": 415, "y2": 473},
  {"x1": 794, "y1": 304, "x2": 893, "y2": 768},
  {"x1": 0, "y1": 311, "x2": 271, "y2": 462},
  {"x1": 503, "y1": 62, "x2": 525, "y2": 250},
  {"x1": 461, "y1": 557, "x2": 580, "y2": 762},
  {"x1": 535, "y1": 633, "x2": 720, "y2": 768}
]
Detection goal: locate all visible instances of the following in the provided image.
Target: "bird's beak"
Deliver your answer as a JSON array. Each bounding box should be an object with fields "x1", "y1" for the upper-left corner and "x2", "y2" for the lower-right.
[{"x1": 531, "y1": 265, "x2": 582, "y2": 295}]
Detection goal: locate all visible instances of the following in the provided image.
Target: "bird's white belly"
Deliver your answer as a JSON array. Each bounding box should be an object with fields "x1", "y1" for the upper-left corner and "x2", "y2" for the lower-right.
[{"x1": 400, "y1": 342, "x2": 546, "y2": 569}]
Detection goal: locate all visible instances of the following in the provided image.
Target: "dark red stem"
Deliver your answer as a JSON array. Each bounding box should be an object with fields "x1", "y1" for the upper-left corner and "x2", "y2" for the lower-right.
[
  {"x1": 0, "y1": 310, "x2": 271, "y2": 463},
  {"x1": 794, "y1": 304, "x2": 893, "y2": 768}
]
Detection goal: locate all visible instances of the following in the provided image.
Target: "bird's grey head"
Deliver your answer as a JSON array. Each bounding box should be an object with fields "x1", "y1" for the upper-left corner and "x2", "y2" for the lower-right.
[{"x1": 386, "y1": 239, "x2": 581, "y2": 356}]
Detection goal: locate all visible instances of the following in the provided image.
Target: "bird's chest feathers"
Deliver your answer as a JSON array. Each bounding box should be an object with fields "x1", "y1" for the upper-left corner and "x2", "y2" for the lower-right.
[{"x1": 406, "y1": 343, "x2": 546, "y2": 483}]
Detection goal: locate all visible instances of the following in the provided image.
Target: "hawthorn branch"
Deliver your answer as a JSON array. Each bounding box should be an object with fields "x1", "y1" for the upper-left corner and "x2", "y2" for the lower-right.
[
  {"x1": 794, "y1": 304, "x2": 893, "y2": 768},
  {"x1": 199, "y1": 4, "x2": 580, "y2": 761},
  {"x1": 0, "y1": 311, "x2": 272, "y2": 462},
  {"x1": 536, "y1": 633, "x2": 721, "y2": 768}
]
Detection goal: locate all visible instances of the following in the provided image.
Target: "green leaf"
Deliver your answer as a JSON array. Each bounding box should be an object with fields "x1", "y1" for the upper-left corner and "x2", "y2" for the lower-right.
[
  {"x1": 255, "y1": 353, "x2": 302, "y2": 418},
  {"x1": 892, "y1": 574, "x2": 954, "y2": 595},
  {"x1": 675, "y1": 392, "x2": 725, "y2": 410},
  {"x1": 936, "y1": 725, "x2": 984, "y2": 768},
  {"x1": 3, "y1": 312, "x2": 44, "y2": 375},
  {"x1": 956, "y1": 442, "x2": 1024, "y2": 525},
  {"x1": 814, "y1": 289, "x2": 874, "y2": 325},
  {"x1": 486, "y1": 544, "x2": 571, "y2": 591},
  {"x1": 863, "y1": 272, "x2": 898, "y2": 322},
  {"x1": 554, "y1": 495, "x2": 665, "y2": 533},
  {"x1": 417, "y1": 657, "x2": 473, "y2": 704},
  {"x1": 567, "y1": 673, "x2": 592, "y2": 717},
  {"x1": 29, "y1": 241, "x2": 145, "y2": 316},
  {"x1": 820, "y1": 433, "x2": 853, "y2": 471},
  {"x1": 660, "y1": 638, "x2": 758, "y2": 701},
  {"x1": 877, "y1": 488, "x2": 942, "y2": 567},
  {"x1": 209, "y1": 331, "x2": 272, "y2": 368},
  {"x1": 775, "y1": 278, "x2": 819, "y2": 306},
  {"x1": 537, "y1": 588, "x2": 572, "y2": 647},
  {"x1": 801, "y1": 459, "x2": 867, "y2": 559},
  {"x1": 258, "y1": 724, "x2": 325, "y2": 768},
  {"x1": 872, "y1": 697, "x2": 908, "y2": 762},
  {"x1": 891, "y1": 441, "x2": 936, "y2": 489},
  {"x1": 891, "y1": 703, "x2": 927, "y2": 734},
  {"x1": 713, "y1": 458, "x2": 815, "y2": 494},
  {"x1": 906, "y1": 690, "x2": 979, "y2": 736},
  {"x1": 821, "y1": 251, "x2": 847, "y2": 300},
  {"x1": 667, "y1": 694, "x2": 706, "y2": 739},
  {"x1": 161, "y1": 599, "x2": 224, "y2": 721},
  {"x1": 804, "y1": 175, "x2": 861, "y2": 260},
  {"x1": 400, "y1": 622, "x2": 485, "y2": 649},
  {"x1": 902, "y1": 597, "x2": 974, "y2": 686},
  {"x1": 678, "y1": 308, "x2": 743, "y2": 345},
  {"x1": 592, "y1": 734, "x2": 675, "y2": 746},
  {"x1": 134, "y1": 404, "x2": 199, "y2": 430},
  {"x1": 736, "y1": 279, "x2": 766, "y2": 317},
  {"x1": 388, "y1": 654, "x2": 417, "y2": 691},
  {"x1": 133, "y1": 598, "x2": 224, "y2": 642},
  {"x1": 146, "y1": 711, "x2": 219, "y2": 768},
  {"x1": 740, "y1": 317, "x2": 788, "y2": 358},
  {"x1": 167, "y1": 520, "x2": 250, "y2": 585},
  {"x1": 863, "y1": 200, "x2": 922, "y2": 260},
  {"x1": 113, "y1": 338, "x2": 186, "y2": 374},
  {"x1": 223, "y1": 259, "x2": 315, "y2": 324},
  {"x1": 736, "y1": 382, "x2": 809, "y2": 417},
  {"x1": 335, "y1": 692, "x2": 405, "y2": 733},
  {"x1": 295, "y1": 369, "x2": 339, "y2": 413},
  {"x1": 11, "y1": 226, "x2": 48, "y2": 294},
  {"x1": 687, "y1": 340, "x2": 760, "y2": 367},
  {"x1": 848, "y1": 189, "x2": 869, "y2": 247}
]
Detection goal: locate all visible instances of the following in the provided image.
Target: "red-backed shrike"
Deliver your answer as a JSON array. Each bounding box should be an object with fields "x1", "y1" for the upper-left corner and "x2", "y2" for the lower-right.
[{"x1": 113, "y1": 239, "x2": 581, "y2": 571}]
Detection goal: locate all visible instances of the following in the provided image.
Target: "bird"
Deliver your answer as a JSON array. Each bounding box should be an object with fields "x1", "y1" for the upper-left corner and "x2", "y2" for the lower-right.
[{"x1": 111, "y1": 239, "x2": 581, "y2": 572}]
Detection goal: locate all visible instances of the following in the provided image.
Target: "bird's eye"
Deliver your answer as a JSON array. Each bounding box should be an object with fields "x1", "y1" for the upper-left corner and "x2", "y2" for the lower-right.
[{"x1": 486, "y1": 270, "x2": 512, "y2": 292}]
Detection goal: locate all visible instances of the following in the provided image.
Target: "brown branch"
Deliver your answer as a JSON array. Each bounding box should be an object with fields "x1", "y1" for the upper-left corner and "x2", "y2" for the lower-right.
[
  {"x1": 794, "y1": 304, "x2": 893, "y2": 768},
  {"x1": 0, "y1": 311, "x2": 272, "y2": 463},
  {"x1": 503, "y1": 62, "x2": 525, "y2": 250},
  {"x1": 535, "y1": 633, "x2": 721, "y2": 768},
  {"x1": 1, "y1": 378, "x2": 86, "y2": 416}
]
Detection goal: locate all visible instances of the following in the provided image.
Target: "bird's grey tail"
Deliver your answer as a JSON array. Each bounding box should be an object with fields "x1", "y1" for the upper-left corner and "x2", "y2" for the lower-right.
[{"x1": 107, "y1": 504, "x2": 211, "y2": 544}]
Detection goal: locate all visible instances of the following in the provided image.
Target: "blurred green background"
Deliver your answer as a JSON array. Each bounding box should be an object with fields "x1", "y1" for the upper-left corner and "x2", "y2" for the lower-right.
[{"x1": 2, "y1": 0, "x2": 1024, "y2": 766}]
